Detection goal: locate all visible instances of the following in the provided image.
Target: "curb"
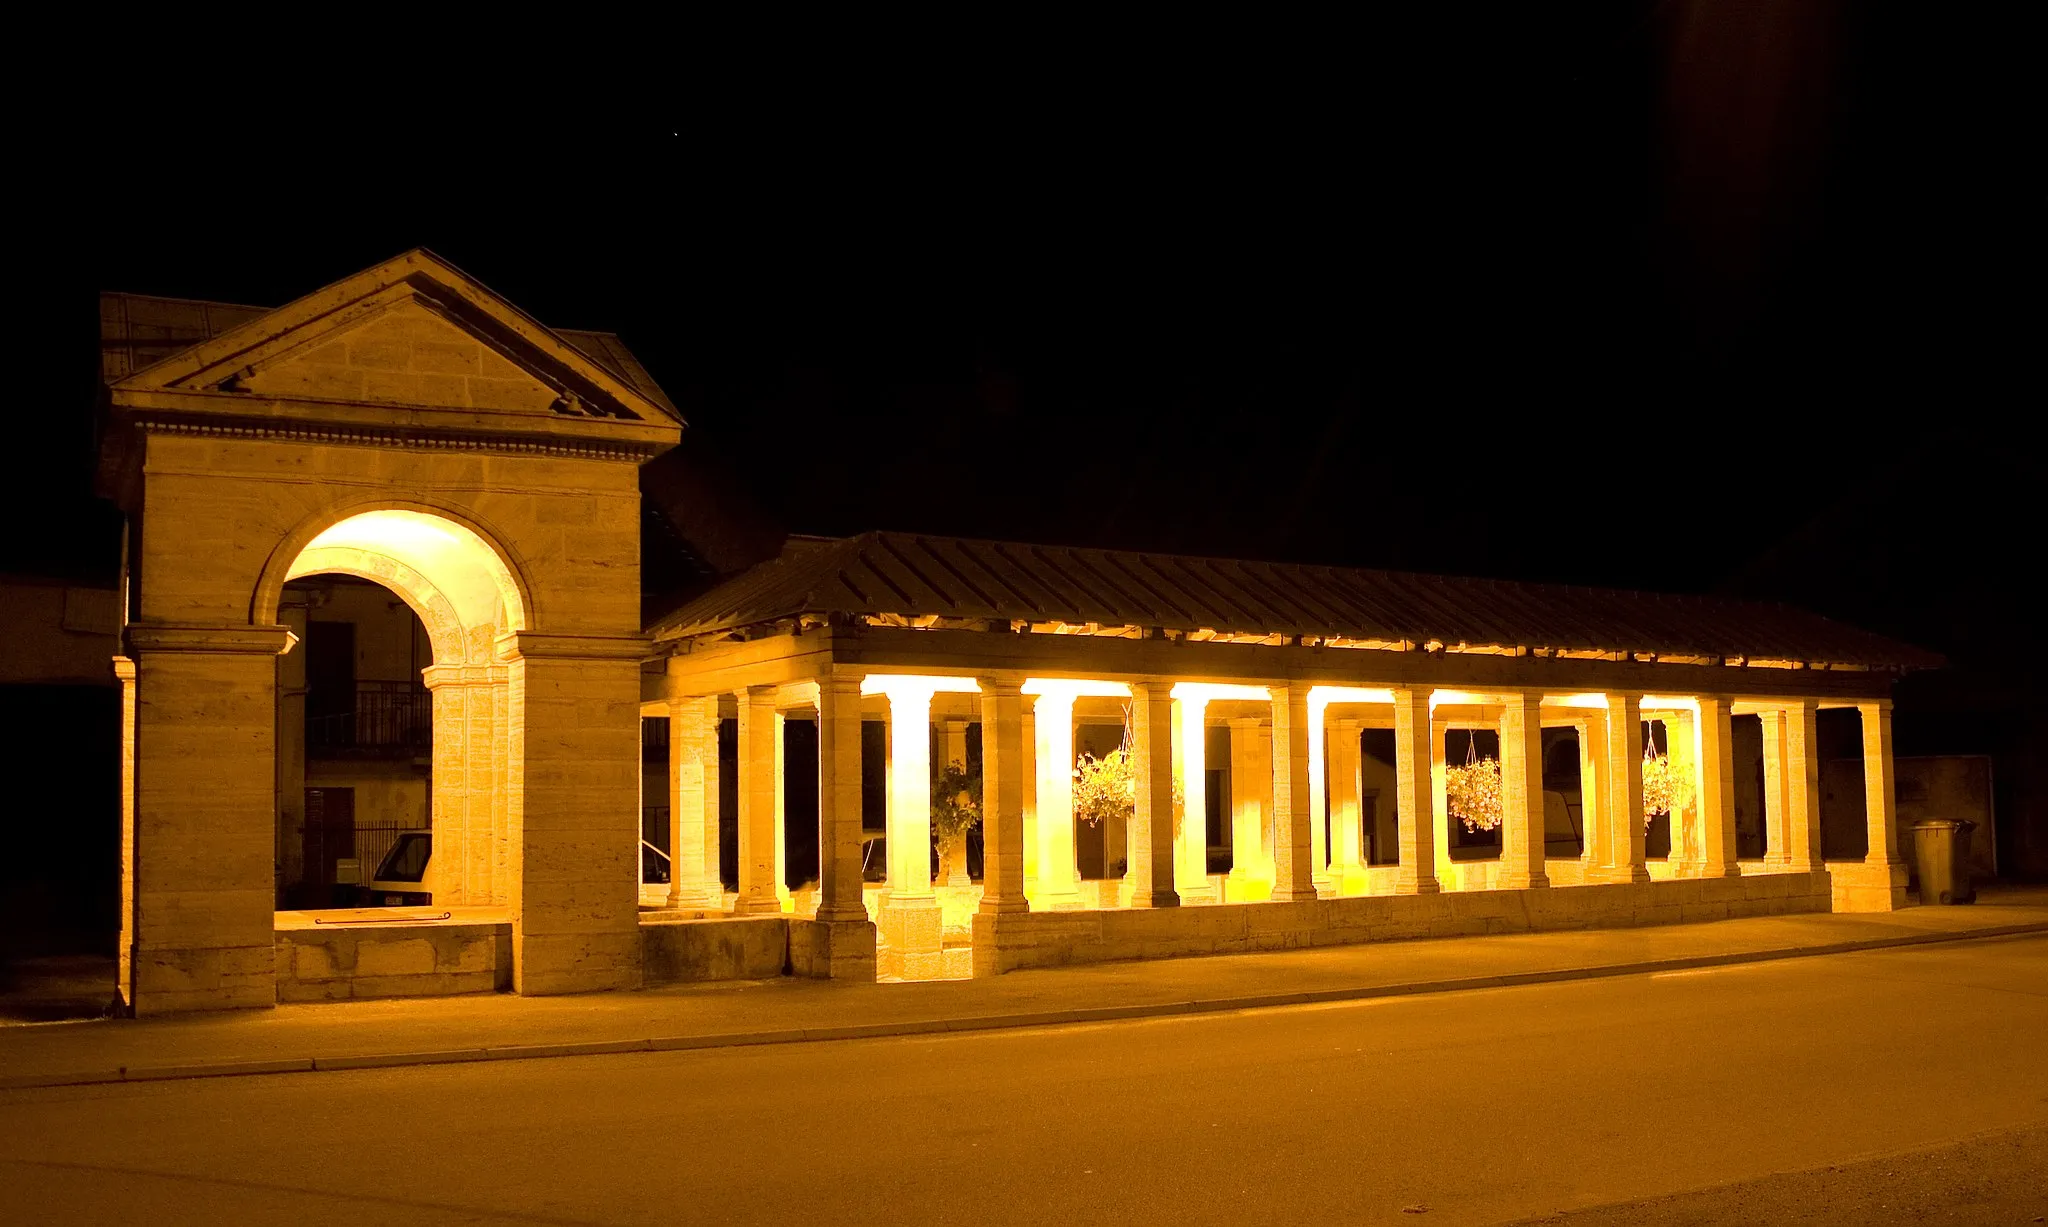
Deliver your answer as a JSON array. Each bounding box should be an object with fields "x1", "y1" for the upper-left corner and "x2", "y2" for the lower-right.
[{"x1": 6, "y1": 922, "x2": 2044, "y2": 1092}]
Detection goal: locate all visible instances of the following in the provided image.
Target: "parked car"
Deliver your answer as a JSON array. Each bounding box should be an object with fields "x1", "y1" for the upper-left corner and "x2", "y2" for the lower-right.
[{"x1": 362, "y1": 831, "x2": 433, "y2": 907}]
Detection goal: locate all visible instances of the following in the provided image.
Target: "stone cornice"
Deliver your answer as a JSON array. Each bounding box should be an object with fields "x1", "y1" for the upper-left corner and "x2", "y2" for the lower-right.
[
  {"x1": 127, "y1": 622, "x2": 297, "y2": 656},
  {"x1": 496, "y1": 632, "x2": 653, "y2": 662},
  {"x1": 123, "y1": 408, "x2": 666, "y2": 463}
]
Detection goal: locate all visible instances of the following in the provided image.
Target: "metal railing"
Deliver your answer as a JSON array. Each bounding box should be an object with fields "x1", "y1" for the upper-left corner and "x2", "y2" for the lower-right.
[{"x1": 308, "y1": 681, "x2": 431, "y2": 754}]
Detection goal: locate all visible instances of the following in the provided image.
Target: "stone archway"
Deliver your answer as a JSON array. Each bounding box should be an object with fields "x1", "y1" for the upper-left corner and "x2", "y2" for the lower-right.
[{"x1": 278, "y1": 509, "x2": 528, "y2": 908}]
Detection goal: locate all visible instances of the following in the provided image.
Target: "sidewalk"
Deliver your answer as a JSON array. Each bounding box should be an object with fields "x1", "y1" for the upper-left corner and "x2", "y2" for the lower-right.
[{"x1": 6, "y1": 888, "x2": 2045, "y2": 1090}]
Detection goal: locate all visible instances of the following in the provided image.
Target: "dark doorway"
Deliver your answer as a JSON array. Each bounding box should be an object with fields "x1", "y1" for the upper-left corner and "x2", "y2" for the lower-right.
[
  {"x1": 304, "y1": 622, "x2": 356, "y2": 745},
  {"x1": 300, "y1": 787, "x2": 355, "y2": 908}
]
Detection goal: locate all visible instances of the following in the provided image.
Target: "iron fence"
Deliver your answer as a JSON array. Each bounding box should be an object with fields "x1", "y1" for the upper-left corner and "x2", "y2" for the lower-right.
[{"x1": 308, "y1": 681, "x2": 431, "y2": 754}]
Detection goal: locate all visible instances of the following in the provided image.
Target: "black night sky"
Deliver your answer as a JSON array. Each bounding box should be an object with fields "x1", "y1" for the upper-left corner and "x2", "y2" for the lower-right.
[{"x1": 13, "y1": 5, "x2": 2039, "y2": 665}]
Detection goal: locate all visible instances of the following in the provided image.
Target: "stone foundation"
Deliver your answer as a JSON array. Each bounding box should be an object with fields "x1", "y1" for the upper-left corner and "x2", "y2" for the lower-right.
[
  {"x1": 274, "y1": 912, "x2": 511, "y2": 1002},
  {"x1": 973, "y1": 870, "x2": 1832, "y2": 975},
  {"x1": 640, "y1": 914, "x2": 790, "y2": 985}
]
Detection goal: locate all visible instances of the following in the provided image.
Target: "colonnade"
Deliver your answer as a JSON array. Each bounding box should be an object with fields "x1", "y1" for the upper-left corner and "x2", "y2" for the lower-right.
[{"x1": 656, "y1": 676, "x2": 1910, "y2": 949}]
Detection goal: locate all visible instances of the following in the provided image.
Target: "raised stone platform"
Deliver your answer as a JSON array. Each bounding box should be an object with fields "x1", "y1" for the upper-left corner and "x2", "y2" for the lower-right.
[{"x1": 274, "y1": 908, "x2": 512, "y2": 1002}]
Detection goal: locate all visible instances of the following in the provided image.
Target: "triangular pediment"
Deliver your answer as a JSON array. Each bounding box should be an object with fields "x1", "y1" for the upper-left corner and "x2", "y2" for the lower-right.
[{"x1": 107, "y1": 249, "x2": 680, "y2": 452}]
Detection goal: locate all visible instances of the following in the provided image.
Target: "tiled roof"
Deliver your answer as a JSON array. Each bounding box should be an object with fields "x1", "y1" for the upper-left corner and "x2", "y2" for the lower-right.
[
  {"x1": 97, "y1": 292, "x2": 680, "y2": 418},
  {"x1": 649, "y1": 531, "x2": 1942, "y2": 671}
]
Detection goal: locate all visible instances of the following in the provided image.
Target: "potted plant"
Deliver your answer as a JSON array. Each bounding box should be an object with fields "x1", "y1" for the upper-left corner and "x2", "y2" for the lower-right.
[{"x1": 931, "y1": 760, "x2": 981, "y2": 888}]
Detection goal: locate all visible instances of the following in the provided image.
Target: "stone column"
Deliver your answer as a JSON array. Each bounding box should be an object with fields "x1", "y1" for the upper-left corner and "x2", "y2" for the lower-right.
[
  {"x1": 274, "y1": 596, "x2": 308, "y2": 906},
  {"x1": 773, "y1": 709, "x2": 792, "y2": 910},
  {"x1": 1308, "y1": 699, "x2": 1332, "y2": 898},
  {"x1": 1664, "y1": 710, "x2": 1703, "y2": 871},
  {"x1": 421, "y1": 663, "x2": 508, "y2": 907},
  {"x1": 1020, "y1": 707, "x2": 1038, "y2": 892},
  {"x1": 1432, "y1": 715, "x2": 1453, "y2": 890},
  {"x1": 1392, "y1": 688, "x2": 1440, "y2": 894},
  {"x1": 801, "y1": 675, "x2": 877, "y2": 980},
  {"x1": 1697, "y1": 696, "x2": 1741, "y2": 878},
  {"x1": 734, "y1": 687, "x2": 782, "y2": 915},
  {"x1": 877, "y1": 684, "x2": 943, "y2": 976},
  {"x1": 500, "y1": 632, "x2": 646, "y2": 995},
  {"x1": 1499, "y1": 693, "x2": 1549, "y2": 890},
  {"x1": 978, "y1": 679, "x2": 1028, "y2": 915},
  {"x1": 665, "y1": 696, "x2": 721, "y2": 908},
  {"x1": 1328, "y1": 718, "x2": 1367, "y2": 895},
  {"x1": 1176, "y1": 694, "x2": 1215, "y2": 902},
  {"x1": 1858, "y1": 698, "x2": 1909, "y2": 907},
  {"x1": 1759, "y1": 708, "x2": 1792, "y2": 869},
  {"x1": 1592, "y1": 693, "x2": 1649, "y2": 883},
  {"x1": 1574, "y1": 718, "x2": 1602, "y2": 869},
  {"x1": 1785, "y1": 700, "x2": 1823, "y2": 871},
  {"x1": 1226, "y1": 717, "x2": 1272, "y2": 898},
  {"x1": 1031, "y1": 692, "x2": 1084, "y2": 909},
  {"x1": 940, "y1": 718, "x2": 972, "y2": 887},
  {"x1": 1270, "y1": 681, "x2": 1318, "y2": 902},
  {"x1": 1129, "y1": 682, "x2": 1179, "y2": 908},
  {"x1": 113, "y1": 655, "x2": 138, "y2": 1008},
  {"x1": 125, "y1": 623, "x2": 294, "y2": 1015}
]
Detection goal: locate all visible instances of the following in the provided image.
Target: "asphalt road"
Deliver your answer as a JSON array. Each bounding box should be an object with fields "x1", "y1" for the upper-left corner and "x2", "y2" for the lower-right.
[{"x1": 3, "y1": 936, "x2": 2044, "y2": 1227}]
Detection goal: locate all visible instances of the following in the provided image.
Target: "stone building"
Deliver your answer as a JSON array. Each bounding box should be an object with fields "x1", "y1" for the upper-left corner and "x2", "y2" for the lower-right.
[{"x1": 96, "y1": 250, "x2": 1941, "y2": 1013}]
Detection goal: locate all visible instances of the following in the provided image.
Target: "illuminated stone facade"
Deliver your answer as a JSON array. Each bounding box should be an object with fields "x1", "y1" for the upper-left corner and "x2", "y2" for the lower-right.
[{"x1": 99, "y1": 252, "x2": 1930, "y2": 1013}]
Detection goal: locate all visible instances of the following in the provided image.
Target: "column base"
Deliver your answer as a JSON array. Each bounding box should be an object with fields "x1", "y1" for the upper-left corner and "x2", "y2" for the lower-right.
[
  {"x1": 789, "y1": 917, "x2": 876, "y2": 981},
  {"x1": 1393, "y1": 874, "x2": 1441, "y2": 895},
  {"x1": 1335, "y1": 865, "x2": 1371, "y2": 897},
  {"x1": 666, "y1": 885, "x2": 724, "y2": 911},
  {"x1": 1269, "y1": 886, "x2": 1320, "y2": 903},
  {"x1": 1586, "y1": 865, "x2": 1653, "y2": 885},
  {"x1": 731, "y1": 895, "x2": 784, "y2": 916},
  {"x1": 1831, "y1": 861, "x2": 1909, "y2": 912},
  {"x1": 1500, "y1": 871, "x2": 1551, "y2": 890},
  {"x1": 1223, "y1": 872, "x2": 1273, "y2": 903},
  {"x1": 1130, "y1": 888, "x2": 1180, "y2": 909}
]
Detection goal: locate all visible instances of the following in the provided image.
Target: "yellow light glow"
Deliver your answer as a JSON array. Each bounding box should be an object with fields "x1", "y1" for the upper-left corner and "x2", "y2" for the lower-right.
[
  {"x1": 1170, "y1": 682, "x2": 1273, "y2": 702},
  {"x1": 1308, "y1": 685, "x2": 1397, "y2": 706},
  {"x1": 858, "y1": 674, "x2": 981, "y2": 698},
  {"x1": 285, "y1": 509, "x2": 526, "y2": 662},
  {"x1": 1020, "y1": 678, "x2": 1132, "y2": 699},
  {"x1": 1429, "y1": 689, "x2": 1498, "y2": 708},
  {"x1": 1640, "y1": 695, "x2": 1701, "y2": 712},
  {"x1": 1542, "y1": 693, "x2": 1610, "y2": 709}
]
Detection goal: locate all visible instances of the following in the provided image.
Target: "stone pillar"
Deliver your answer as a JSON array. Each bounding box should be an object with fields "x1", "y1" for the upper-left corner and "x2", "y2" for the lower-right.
[
  {"x1": 977, "y1": 679, "x2": 1028, "y2": 915},
  {"x1": 421, "y1": 663, "x2": 508, "y2": 907},
  {"x1": 1592, "y1": 693, "x2": 1650, "y2": 883},
  {"x1": 500, "y1": 632, "x2": 646, "y2": 995},
  {"x1": 940, "y1": 717, "x2": 972, "y2": 887},
  {"x1": 1785, "y1": 700, "x2": 1823, "y2": 871},
  {"x1": 804, "y1": 675, "x2": 876, "y2": 980},
  {"x1": 1858, "y1": 697, "x2": 1909, "y2": 908},
  {"x1": 665, "y1": 696, "x2": 721, "y2": 908},
  {"x1": 734, "y1": 687, "x2": 782, "y2": 915},
  {"x1": 1031, "y1": 692, "x2": 1083, "y2": 909},
  {"x1": 1308, "y1": 699, "x2": 1332, "y2": 897},
  {"x1": 878, "y1": 684, "x2": 943, "y2": 976},
  {"x1": 1696, "y1": 696, "x2": 1742, "y2": 878},
  {"x1": 1392, "y1": 688, "x2": 1440, "y2": 894},
  {"x1": 1020, "y1": 707, "x2": 1038, "y2": 891},
  {"x1": 1499, "y1": 693, "x2": 1549, "y2": 890},
  {"x1": 773, "y1": 709, "x2": 792, "y2": 910},
  {"x1": 1175, "y1": 694, "x2": 1215, "y2": 902},
  {"x1": 1574, "y1": 718, "x2": 1602, "y2": 869},
  {"x1": 1226, "y1": 717, "x2": 1272, "y2": 898},
  {"x1": 125, "y1": 623, "x2": 294, "y2": 1015},
  {"x1": 1432, "y1": 716, "x2": 1453, "y2": 890},
  {"x1": 113, "y1": 655, "x2": 138, "y2": 1008},
  {"x1": 1270, "y1": 681, "x2": 1318, "y2": 902},
  {"x1": 1759, "y1": 707, "x2": 1792, "y2": 869},
  {"x1": 1129, "y1": 682, "x2": 1179, "y2": 908},
  {"x1": 1665, "y1": 710, "x2": 1703, "y2": 871},
  {"x1": 1328, "y1": 718, "x2": 1367, "y2": 895},
  {"x1": 274, "y1": 596, "x2": 308, "y2": 906}
]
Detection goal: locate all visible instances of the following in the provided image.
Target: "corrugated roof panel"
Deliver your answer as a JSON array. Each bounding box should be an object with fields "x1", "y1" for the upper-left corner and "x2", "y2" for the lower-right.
[{"x1": 649, "y1": 530, "x2": 1941, "y2": 671}]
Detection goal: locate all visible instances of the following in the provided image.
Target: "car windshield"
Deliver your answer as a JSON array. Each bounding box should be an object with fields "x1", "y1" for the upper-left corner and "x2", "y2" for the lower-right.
[{"x1": 374, "y1": 832, "x2": 431, "y2": 883}]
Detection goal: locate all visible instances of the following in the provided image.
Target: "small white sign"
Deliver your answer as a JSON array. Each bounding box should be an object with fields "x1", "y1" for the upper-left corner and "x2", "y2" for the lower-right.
[{"x1": 334, "y1": 858, "x2": 361, "y2": 885}]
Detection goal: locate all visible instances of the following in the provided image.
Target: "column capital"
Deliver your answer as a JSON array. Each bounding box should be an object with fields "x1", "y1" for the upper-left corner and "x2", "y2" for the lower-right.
[
  {"x1": 1857, "y1": 696, "x2": 1895, "y2": 716},
  {"x1": 974, "y1": 674, "x2": 1025, "y2": 698}
]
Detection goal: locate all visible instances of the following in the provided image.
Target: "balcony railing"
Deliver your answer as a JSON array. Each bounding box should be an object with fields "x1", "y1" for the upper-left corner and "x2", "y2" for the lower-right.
[{"x1": 308, "y1": 681, "x2": 432, "y2": 755}]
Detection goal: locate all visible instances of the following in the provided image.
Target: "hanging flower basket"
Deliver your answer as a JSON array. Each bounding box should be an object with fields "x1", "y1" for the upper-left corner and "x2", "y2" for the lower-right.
[
  {"x1": 1445, "y1": 734, "x2": 1503, "y2": 832},
  {"x1": 1072, "y1": 712, "x2": 1184, "y2": 834},
  {"x1": 1641, "y1": 737, "x2": 1693, "y2": 829}
]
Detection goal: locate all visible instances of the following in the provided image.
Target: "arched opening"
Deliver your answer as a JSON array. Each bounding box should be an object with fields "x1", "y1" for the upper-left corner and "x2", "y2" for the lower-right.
[{"x1": 273, "y1": 510, "x2": 527, "y2": 912}]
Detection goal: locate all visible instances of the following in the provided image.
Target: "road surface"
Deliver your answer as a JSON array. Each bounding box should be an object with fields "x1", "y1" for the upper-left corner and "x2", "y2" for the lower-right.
[{"x1": 3, "y1": 935, "x2": 2044, "y2": 1226}]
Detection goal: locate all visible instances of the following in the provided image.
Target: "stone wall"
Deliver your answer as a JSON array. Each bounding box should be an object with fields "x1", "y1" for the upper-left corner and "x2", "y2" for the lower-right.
[
  {"x1": 640, "y1": 915, "x2": 788, "y2": 985},
  {"x1": 973, "y1": 871, "x2": 1832, "y2": 974},
  {"x1": 275, "y1": 918, "x2": 511, "y2": 1002}
]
